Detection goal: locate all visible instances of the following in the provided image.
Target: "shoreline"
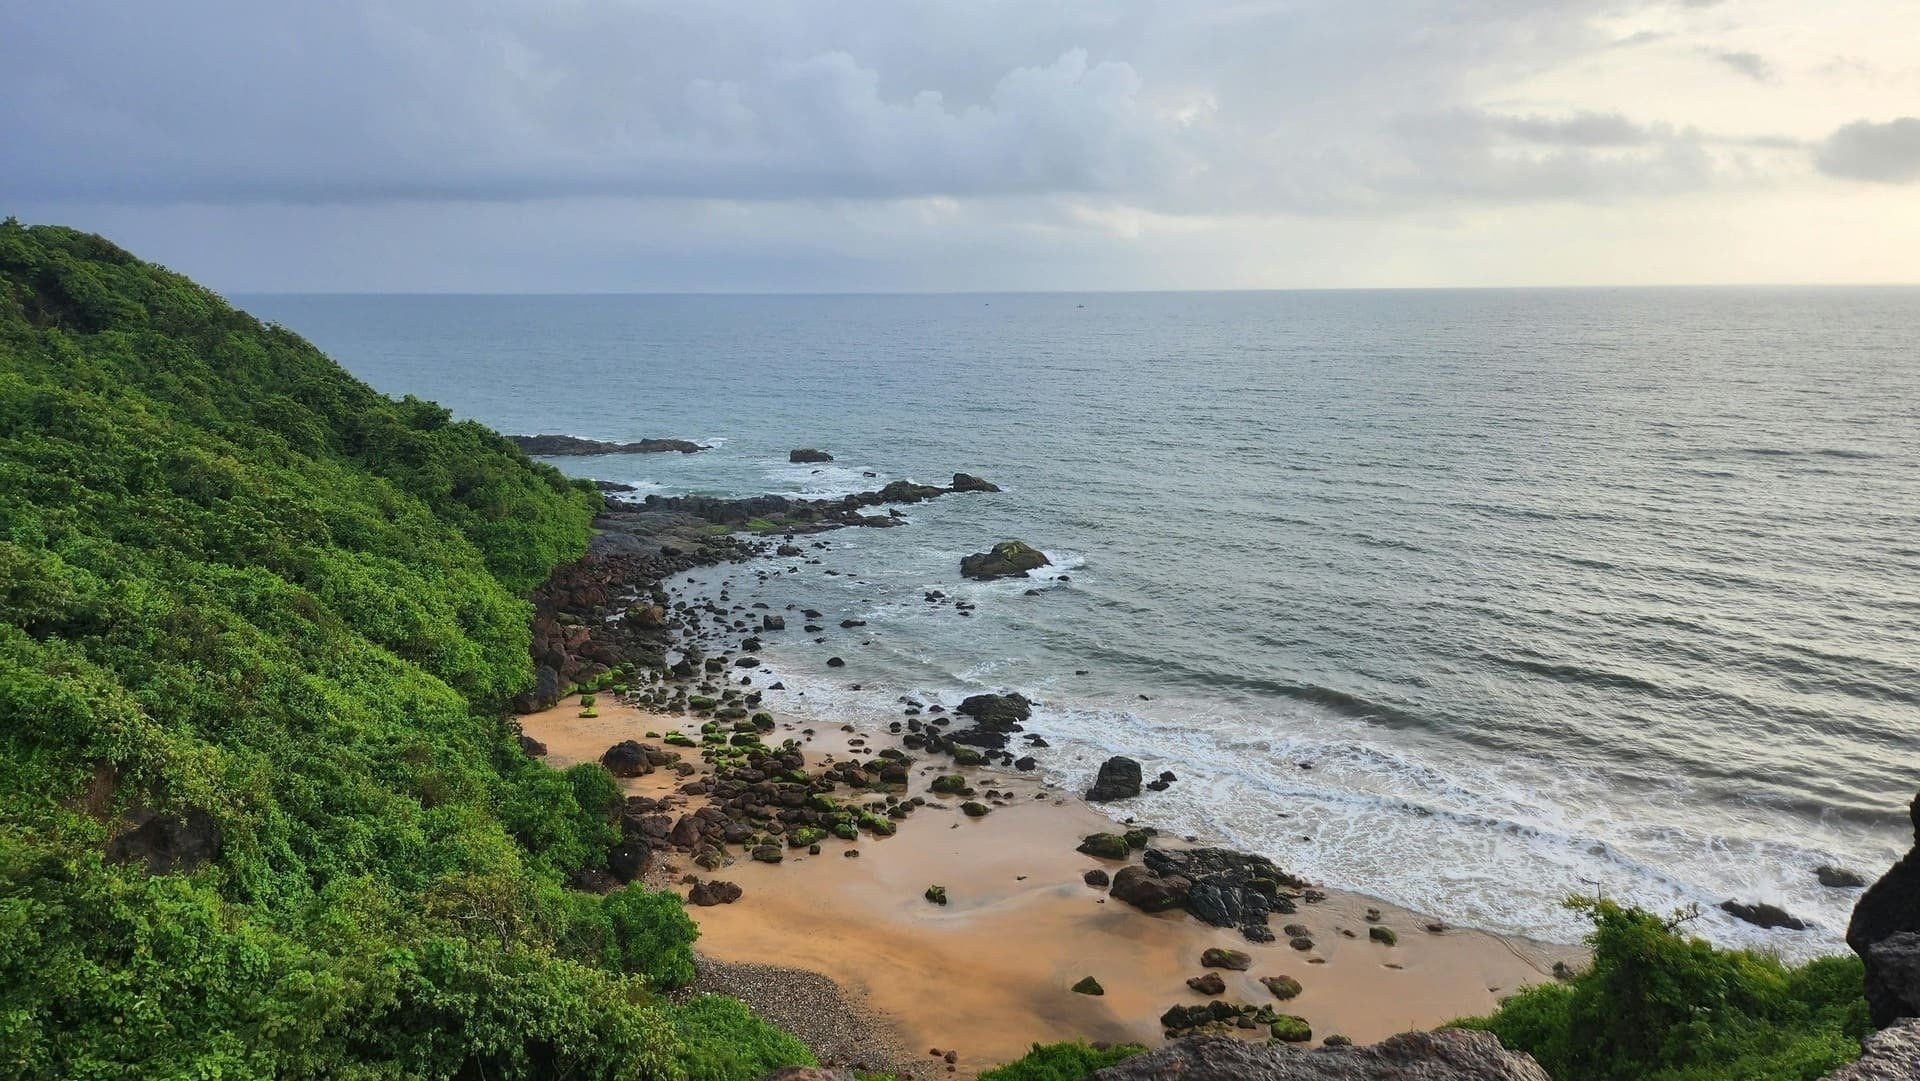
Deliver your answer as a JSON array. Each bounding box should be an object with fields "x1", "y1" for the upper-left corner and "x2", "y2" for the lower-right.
[{"x1": 520, "y1": 695, "x2": 1581, "y2": 1077}]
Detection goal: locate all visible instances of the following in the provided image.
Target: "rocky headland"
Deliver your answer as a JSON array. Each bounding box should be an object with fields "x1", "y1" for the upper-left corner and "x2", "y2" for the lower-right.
[{"x1": 511, "y1": 432, "x2": 707, "y2": 454}]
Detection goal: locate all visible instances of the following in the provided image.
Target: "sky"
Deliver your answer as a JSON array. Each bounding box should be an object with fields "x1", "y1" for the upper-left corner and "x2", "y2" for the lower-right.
[{"x1": 4, "y1": 0, "x2": 1918, "y2": 292}]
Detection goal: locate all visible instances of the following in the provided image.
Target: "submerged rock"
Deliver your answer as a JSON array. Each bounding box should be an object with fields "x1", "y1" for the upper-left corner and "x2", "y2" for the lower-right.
[
  {"x1": 960, "y1": 540, "x2": 1051, "y2": 580},
  {"x1": 1721, "y1": 899, "x2": 1807, "y2": 931}
]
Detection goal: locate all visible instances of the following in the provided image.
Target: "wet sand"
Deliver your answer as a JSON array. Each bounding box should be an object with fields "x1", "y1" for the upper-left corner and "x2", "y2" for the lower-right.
[{"x1": 522, "y1": 698, "x2": 1579, "y2": 1078}]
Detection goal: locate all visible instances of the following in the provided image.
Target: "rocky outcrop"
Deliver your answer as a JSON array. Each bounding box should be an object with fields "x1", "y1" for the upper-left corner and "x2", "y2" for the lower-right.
[
  {"x1": 1086, "y1": 1031, "x2": 1550, "y2": 1081},
  {"x1": 1087, "y1": 756, "x2": 1143, "y2": 802},
  {"x1": 104, "y1": 808, "x2": 222, "y2": 875},
  {"x1": 789, "y1": 448, "x2": 834, "y2": 463},
  {"x1": 960, "y1": 540, "x2": 1050, "y2": 579},
  {"x1": 951, "y1": 472, "x2": 1002, "y2": 493},
  {"x1": 511, "y1": 434, "x2": 704, "y2": 455},
  {"x1": 1825, "y1": 1019, "x2": 1920, "y2": 1080},
  {"x1": 1721, "y1": 899, "x2": 1807, "y2": 931},
  {"x1": 1848, "y1": 793, "x2": 1920, "y2": 1028}
]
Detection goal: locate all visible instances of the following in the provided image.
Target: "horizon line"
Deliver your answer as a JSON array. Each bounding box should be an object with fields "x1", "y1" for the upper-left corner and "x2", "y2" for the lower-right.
[{"x1": 230, "y1": 281, "x2": 1920, "y2": 298}]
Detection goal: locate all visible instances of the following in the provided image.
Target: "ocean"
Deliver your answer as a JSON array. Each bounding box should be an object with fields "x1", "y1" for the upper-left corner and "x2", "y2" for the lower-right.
[{"x1": 240, "y1": 288, "x2": 1920, "y2": 957}]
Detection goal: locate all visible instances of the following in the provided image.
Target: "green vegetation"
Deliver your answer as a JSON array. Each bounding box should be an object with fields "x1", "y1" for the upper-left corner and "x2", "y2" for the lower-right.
[
  {"x1": 1456, "y1": 899, "x2": 1868, "y2": 1081},
  {"x1": 0, "y1": 223, "x2": 809, "y2": 1078},
  {"x1": 978, "y1": 1041, "x2": 1146, "y2": 1081}
]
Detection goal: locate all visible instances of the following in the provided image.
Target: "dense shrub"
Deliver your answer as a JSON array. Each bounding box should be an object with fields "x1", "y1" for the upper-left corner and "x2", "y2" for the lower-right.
[
  {"x1": 0, "y1": 222, "x2": 774, "y2": 1078},
  {"x1": 978, "y1": 1041, "x2": 1148, "y2": 1081},
  {"x1": 1456, "y1": 899, "x2": 1869, "y2": 1081},
  {"x1": 667, "y1": 995, "x2": 815, "y2": 1081}
]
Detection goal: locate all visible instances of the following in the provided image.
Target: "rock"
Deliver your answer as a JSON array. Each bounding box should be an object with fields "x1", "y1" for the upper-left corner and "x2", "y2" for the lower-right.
[
  {"x1": 1863, "y1": 933, "x2": 1920, "y2": 1030},
  {"x1": 1720, "y1": 899, "x2": 1807, "y2": 931},
  {"x1": 960, "y1": 801, "x2": 990, "y2": 818},
  {"x1": 1187, "y1": 973, "x2": 1227, "y2": 995},
  {"x1": 517, "y1": 734, "x2": 548, "y2": 756},
  {"x1": 1270, "y1": 1015, "x2": 1313, "y2": 1043},
  {"x1": 925, "y1": 884, "x2": 949, "y2": 906},
  {"x1": 826, "y1": 657, "x2": 845, "y2": 668},
  {"x1": 1015, "y1": 756, "x2": 1038, "y2": 771},
  {"x1": 1072, "y1": 976, "x2": 1105, "y2": 996},
  {"x1": 789, "y1": 448, "x2": 834, "y2": 463},
  {"x1": 950, "y1": 473, "x2": 1002, "y2": 493},
  {"x1": 762, "y1": 614, "x2": 786, "y2": 631},
  {"x1": 1084, "y1": 1030, "x2": 1551, "y2": 1081},
  {"x1": 103, "y1": 808, "x2": 222, "y2": 876},
  {"x1": 688, "y1": 880, "x2": 743, "y2": 906},
  {"x1": 1109, "y1": 864, "x2": 1191, "y2": 913},
  {"x1": 601, "y1": 741, "x2": 654, "y2": 777},
  {"x1": 956, "y1": 692, "x2": 1033, "y2": 727},
  {"x1": 1202, "y1": 947, "x2": 1253, "y2": 971},
  {"x1": 1084, "y1": 869, "x2": 1111, "y2": 888},
  {"x1": 1820, "y1": 865, "x2": 1868, "y2": 889},
  {"x1": 1851, "y1": 793, "x2": 1920, "y2": 1027},
  {"x1": 959, "y1": 540, "x2": 1051, "y2": 580},
  {"x1": 1825, "y1": 1018, "x2": 1920, "y2": 1080},
  {"x1": 1077, "y1": 833, "x2": 1133, "y2": 860},
  {"x1": 606, "y1": 841, "x2": 651, "y2": 882},
  {"x1": 751, "y1": 845, "x2": 783, "y2": 864},
  {"x1": 1262, "y1": 975, "x2": 1303, "y2": 1000},
  {"x1": 1369, "y1": 926, "x2": 1398, "y2": 946},
  {"x1": 510, "y1": 434, "x2": 704, "y2": 455},
  {"x1": 1086, "y1": 756, "x2": 1143, "y2": 802}
]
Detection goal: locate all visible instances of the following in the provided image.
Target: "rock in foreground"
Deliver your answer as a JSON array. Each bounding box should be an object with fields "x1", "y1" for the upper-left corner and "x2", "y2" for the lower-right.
[
  {"x1": 1825, "y1": 1019, "x2": 1920, "y2": 1080},
  {"x1": 1085, "y1": 1031, "x2": 1550, "y2": 1081},
  {"x1": 1087, "y1": 756, "x2": 1143, "y2": 802},
  {"x1": 960, "y1": 540, "x2": 1051, "y2": 579},
  {"x1": 1848, "y1": 792, "x2": 1920, "y2": 1027}
]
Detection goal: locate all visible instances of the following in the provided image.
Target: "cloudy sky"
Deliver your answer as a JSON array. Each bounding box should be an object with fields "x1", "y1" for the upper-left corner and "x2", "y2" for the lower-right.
[{"x1": 5, "y1": 0, "x2": 1917, "y2": 291}]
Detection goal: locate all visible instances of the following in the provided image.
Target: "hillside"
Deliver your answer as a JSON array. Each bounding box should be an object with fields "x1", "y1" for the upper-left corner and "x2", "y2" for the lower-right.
[{"x1": 0, "y1": 221, "x2": 809, "y2": 1078}]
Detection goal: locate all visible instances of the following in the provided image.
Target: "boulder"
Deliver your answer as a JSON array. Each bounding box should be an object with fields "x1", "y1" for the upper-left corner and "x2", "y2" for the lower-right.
[
  {"x1": 601, "y1": 741, "x2": 654, "y2": 777},
  {"x1": 956, "y1": 693, "x2": 1032, "y2": 726},
  {"x1": 1187, "y1": 973, "x2": 1227, "y2": 995},
  {"x1": 606, "y1": 841, "x2": 651, "y2": 882},
  {"x1": 1077, "y1": 833, "x2": 1133, "y2": 860},
  {"x1": 1850, "y1": 793, "x2": 1920, "y2": 1028},
  {"x1": 950, "y1": 473, "x2": 1002, "y2": 493},
  {"x1": 1202, "y1": 947, "x2": 1253, "y2": 971},
  {"x1": 1084, "y1": 1031, "x2": 1551, "y2": 1081},
  {"x1": 517, "y1": 734, "x2": 548, "y2": 757},
  {"x1": 1262, "y1": 975, "x2": 1303, "y2": 1000},
  {"x1": 688, "y1": 880, "x2": 743, "y2": 906},
  {"x1": 789, "y1": 448, "x2": 834, "y2": 463},
  {"x1": 960, "y1": 540, "x2": 1051, "y2": 580},
  {"x1": 1110, "y1": 864, "x2": 1191, "y2": 913},
  {"x1": 1086, "y1": 756, "x2": 1143, "y2": 802},
  {"x1": 1072, "y1": 976, "x2": 1105, "y2": 996},
  {"x1": 1825, "y1": 1019, "x2": 1920, "y2": 1080},
  {"x1": 1721, "y1": 899, "x2": 1806, "y2": 931}
]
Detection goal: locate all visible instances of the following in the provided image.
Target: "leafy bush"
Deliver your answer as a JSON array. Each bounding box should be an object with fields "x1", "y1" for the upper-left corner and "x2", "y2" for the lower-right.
[
  {"x1": 1456, "y1": 899, "x2": 1869, "y2": 1081},
  {"x1": 667, "y1": 994, "x2": 815, "y2": 1081},
  {"x1": 978, "y1": 1041, "x2": 1147, "y2": 1081},
  {"x1": 0, "y1": 222, "x2": 761, "y2": 1078}
]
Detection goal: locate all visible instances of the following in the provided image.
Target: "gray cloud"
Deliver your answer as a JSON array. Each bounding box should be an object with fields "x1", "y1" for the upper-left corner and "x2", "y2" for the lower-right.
[
  {"x1": 1710, "y1": 50, "x2": 1775, "y2": 82},
  {"x1": 1817, "y1": 117, "x2": 1920, "y2": 182}
]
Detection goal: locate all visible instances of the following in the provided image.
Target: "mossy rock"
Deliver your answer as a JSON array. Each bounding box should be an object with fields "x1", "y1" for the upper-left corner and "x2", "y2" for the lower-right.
[
  {"x1": 832, "y1": 821, "x2": 859, "y2": 841},
  {"x1": 751, "y1": 712, "x2": 776, "y2": 730},
  {"x1": 688, "y1": 696, "x2": 718, "y2": 711},
  {"x1": 788, "y1": 827, "x2": 827, "y2": 848},
  {"x1": 930, "y1": 774, "x2": 969, "y2": 796},
  {"x1": 925, "y1": 885, "x2": 948, "y2": 905},
  {"x1": 578, "y1": 708, "x2": 599, "y2": 718},
  {"x1": 1071, "y1": 976, "x2": 1105, "y2": 996},
  {"x1": 1076, "y1": 833, "x2": 1132, "y2": 860},
  {"x1": 951, "y1": 747, "x2": 986, "y2": 766},
  {"x1": 1124, "y1": 827, "x2": 1156, "y2": 849},
  {"x1": 1369, "y1": 925, "x2": 1397, "y2": 946},
  {"x1": 728, "y1": 732, "x2": 763, "y2": 748},
  {"x1": 663, "y1": 732, "x2": 696, "y2": 747},
  {"x1": 960, "y1": 540, "x2": 1052, "y2": 580},
  {"x1": 1260, "y1": 975, "x2": 1303, "y2": 1001},
  {"x1": 960, "y1": 801, "x2": 990, "y2": 818},
  {"x1": 1269, "y1": 1015, "x2": 1312, "y2": 1043},
  {"x1": 579, "y1": 694, "x2": 597, "y2": 707},
  {"x1": 715, "y1": 707, "x2": 749, "y2": 721},
  {"x1": 1201, "y1": 948, "x2": 1252, "y2": 971},
  {"x1": 806, "y1": 794, "x2": 840, "y2": 813}
]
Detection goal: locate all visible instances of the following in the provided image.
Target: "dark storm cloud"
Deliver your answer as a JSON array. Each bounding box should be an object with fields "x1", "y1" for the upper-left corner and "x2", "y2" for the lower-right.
[{"x1": 1817, "y1": 118, "x2": 1920, "y2": 183}]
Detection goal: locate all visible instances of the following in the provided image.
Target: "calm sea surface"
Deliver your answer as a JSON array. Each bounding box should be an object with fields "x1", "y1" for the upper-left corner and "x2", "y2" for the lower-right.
[{"x1": 241, "y1": 288, "x2": 1920, "y2": 955}]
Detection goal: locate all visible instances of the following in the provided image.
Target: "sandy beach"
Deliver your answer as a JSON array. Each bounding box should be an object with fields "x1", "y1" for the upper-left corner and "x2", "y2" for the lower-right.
[{"x1": 521, "y1": 697, "x2": 1580, "y2": 1078}]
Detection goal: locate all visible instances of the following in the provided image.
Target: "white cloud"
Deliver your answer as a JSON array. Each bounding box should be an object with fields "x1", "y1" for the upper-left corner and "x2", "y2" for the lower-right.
[{"x1": 1817, "y1": 117, "x2": 1920, "y2": 182}]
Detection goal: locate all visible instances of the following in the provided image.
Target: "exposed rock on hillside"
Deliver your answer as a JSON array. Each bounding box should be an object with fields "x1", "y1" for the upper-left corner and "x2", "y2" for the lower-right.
[
  {"x1": 1084, "y1": 1031, "x2": 1550, "y2": 1080},
  {"x1": 1848, "y1": 793, "x2": 1920, "y2": 1027}
]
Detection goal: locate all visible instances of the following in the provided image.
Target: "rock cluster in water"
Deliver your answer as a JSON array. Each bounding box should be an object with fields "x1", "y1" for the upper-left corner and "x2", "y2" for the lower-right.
[{"x1": 511, "y1": 433, "x2": 705, "y2": 455}]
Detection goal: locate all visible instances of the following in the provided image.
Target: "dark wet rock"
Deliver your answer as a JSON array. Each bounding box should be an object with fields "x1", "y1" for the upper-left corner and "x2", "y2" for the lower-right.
[
  {"x1": 1827, "y1": 1018, "x2": 1920, "y2": 1080},
  {"x1": 957, "y1": 692, "x2": 1033, "y2": 727},
  {"x1": 1369, "y1": 926, "x2": 1398, "y2": 946},
  {"x1": 1262, "y1": 975, "x2": 1303, "y2": 1000},
  {"x1": 960, "y1": 801, "x2": 990, "y2": 818},
  {"x1": 601, "y1": 741, "x2": 655, "y2": 777},
  {"x1": 1015, "y1": 756, "x2": 1038, "y2": 771},
  {"x1": 570, "y1": 868, "x2": 622, "y2": 894},
  {"x1": 1242, "y1": 923, "x2": 1277, "y2": 944},
  {"x1": 950, "y1": 473, "x2": 1002, "y2": 493},
  {"x1": 1187, "y1": 973, "x2": 1227, "y2": 995},
  {"x1": 762, "y1": 614, "x2": 786, "y2": 631},
  {"x1": 1077, "y1": 833, "x2": 1132, "y2": 860},
  {"x1": 826, "y1": 656, "x2": 845, "y2": 667},
  {"x1": 606, "y1": 841, "x2": 651, "y2": 882},
  {"x1": 1202, "y1": 947, "x2": 1253, "y2": 971},
  {"x1": 689, "y1": 879, "x2": 743, "y2": 906},
  {"x1": 960, "y1": 540, "x2": 1051, "y2": 580},
  {"x1": 1084, "y1": 869, "x2": 1111, "y2": 888},
  {"x1": 104, "y1": 808, "x2": 222, "y2": 875},
  {"x1": 1072, "y1": 976, "x2": 1105, "y2": 996},
  {"x1": 511, "y1": 433, "x2": 704, "y2": 455},
  {"x1": 517, "y1": 733, "x2": 548, "y2": 756},
  {"x1": 1110, "y1": 864, "x2": 1191, "y2": 913},
  {"x1": 593, "y1": 479, "x2": 638, "y2": 492},
  {"x1": 1851, "y1": 794, "x2": 1920, "y2": 1027},
  {"x1": 752, "y1": 845, "x2": 784, "y2": 864},
  {"x1": 925, "y1": 884, "x2": 948, "y2": 906},
  {"x1": 1142, "y1": 847, "x2": 1307, "y2": 930},
  {"x1": 1086, "y1": 756, "x2": 1143, "y2": 802},
  {"x1": 789, "y1": 448, "x2": 834, "y2": 463},
  {"x1": 1721, "y1": 899, "x2": 1807, "y2": 931},
  {"x1": 1820, "y1": 864, "x2": 1868, "y2": 889},
  {"x1": 1085, "y1": 1030, "x2": 1551, "y2": 1081}
]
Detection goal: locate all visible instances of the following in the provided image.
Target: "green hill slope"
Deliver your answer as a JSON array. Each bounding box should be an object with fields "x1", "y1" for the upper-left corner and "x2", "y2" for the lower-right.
[{"x1": 0, "y1": 221, "x2": 807, "y2": 1079}]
